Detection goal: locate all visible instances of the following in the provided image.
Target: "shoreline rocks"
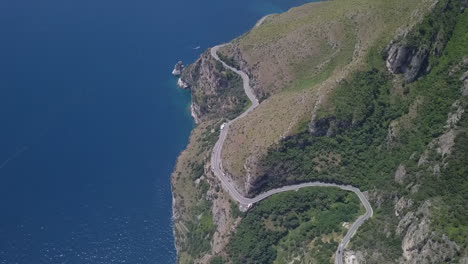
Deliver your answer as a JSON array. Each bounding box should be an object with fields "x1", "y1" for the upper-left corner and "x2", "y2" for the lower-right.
[
  {"x1": 172, "y1": 61, "x2": 184, "y2": 76},
  {"x1": 177, "y1": 78, "x2": 189, "y2": 89}
]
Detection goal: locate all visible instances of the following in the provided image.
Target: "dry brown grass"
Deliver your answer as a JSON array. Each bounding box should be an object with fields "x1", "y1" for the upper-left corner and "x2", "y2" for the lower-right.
[
  {"x1": 220, "y1": 0, "x2": 437, "y2": 193},
  {"x1": 172, "y1": 0, "x2": 440, "y2": 260}
]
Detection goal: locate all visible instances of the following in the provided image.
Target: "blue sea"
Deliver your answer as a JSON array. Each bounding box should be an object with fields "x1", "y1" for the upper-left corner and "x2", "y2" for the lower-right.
[{"x1": 0, "y1": 0, "x2": 316, "y2": 263}]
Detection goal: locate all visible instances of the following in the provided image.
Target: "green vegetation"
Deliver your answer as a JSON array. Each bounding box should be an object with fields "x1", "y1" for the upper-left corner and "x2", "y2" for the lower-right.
[
  {"x1": 405, "y1": 9, "x2": 468, "y2": 248},
  {"x1": 230, "y1": 200, "x2": 244, "y2": 219},
  {"x1": 218, "y1": 0, "x2": 437, "y2": 189},
  {"x1": 351, "y1": 195, "x2": 404, "y2": 261},
  {"x1": 218, "y1": 53, "x2": 240, "y2": 70},
  {"x1": 432, "y1": 113, "x2": 468, "y2": 247},
  {"x1": 257, "y1": 67, "x2": 398, "y2": 191},
  {"x1": 186, "y1": 52, "x2": 249, "y2": 123},
  {"x1": 405, "y1": 0, "x2": 459, "y2": 53},
  {"x1": 187, "y1": 120, "x2": 225, "y2": 180},
  {"x1": 174, "y1": 50, "x2": 250, "y2": 263},
  {"x1": 196, "y1": 120, "x2": 223, "y2": 153},
  {"x1": 423, "y1": 12, "x2": 468, "y2": 243},
  {"x1": 330, "y1": 70, "x2": 393, "y2": 123},
  {"x1": 194, "y1": 64, "x2": 249, "y2": 120},
  {"x1": 175, "y1": 1, "x2": 467, "y2": 263},
  {"x1": 173, "y1": 125, "x2": 226, "y2": 262},
  {"x1": 210, "y1": 256, "x2": 225, "y2": 264},
  {"x1": 257, "y1": 0, "x2": 466, "y2": 191},
  {"x1": 254, "y1": 0, "x2": 467, "y2": 260},
  {"x1": 227, "y1": 188, "x2": 361, "y2": 264},
  {"x1": 185, "y1": 197, "x2": 217, "y2": 257}
]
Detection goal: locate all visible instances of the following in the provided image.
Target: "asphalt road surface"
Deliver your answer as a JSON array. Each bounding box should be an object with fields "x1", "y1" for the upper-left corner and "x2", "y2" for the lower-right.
[{"x1": 209, "y1": 39, "x2": 373, "y2": 264}]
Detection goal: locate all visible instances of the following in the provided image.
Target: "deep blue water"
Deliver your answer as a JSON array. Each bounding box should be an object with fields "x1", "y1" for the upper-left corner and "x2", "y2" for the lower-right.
[{"x1": 0, "y1": 0, "x2": 316, "y2": 263}]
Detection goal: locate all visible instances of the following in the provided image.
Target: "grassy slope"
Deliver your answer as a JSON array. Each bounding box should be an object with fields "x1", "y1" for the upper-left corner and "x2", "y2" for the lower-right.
[
  {"x1": 172, "y1": 120, "x2": 219, "y2": 263},
  {"x1": 257, "y1": 0, "x2": 466, "y2": 200},
  {"x1": 256, "y1": 1, "x2": 468, "y2": 261},
  {"x1": 173, "y1": 0, "x2": 466, "y2": 263},
  {"x1": 220, "y1": 0, "x2": 436, "y2": 192}
]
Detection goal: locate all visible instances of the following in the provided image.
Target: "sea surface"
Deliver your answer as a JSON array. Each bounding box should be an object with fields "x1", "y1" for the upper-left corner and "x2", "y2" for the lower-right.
[{"x1": 0, "y1": 0, "x2": 317, "y2": 263}]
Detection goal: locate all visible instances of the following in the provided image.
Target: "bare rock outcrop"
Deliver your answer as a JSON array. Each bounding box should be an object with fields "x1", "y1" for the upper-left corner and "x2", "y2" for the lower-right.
[
  {"x1": 177, "y1": 78, "x2": 189, "y2": 89},
  {"x1": 394, "y1": 196, "x2": 413, "y2": 217},
  {"x1": 180, "y1": 50, "x2": 247, "y2": 123},
  {"x1": 446, "y1": 101, "x2": 465, "y2": 128},
  {"x1": 386, "y1": 44, "x2": 429, "y2": 83},
  {"x1": 216, "y1": 44, "x2": 266, "y2": 100},
  {"x1": 461, "y1": 70, "x2": 468, "y2": 96},
  {"x1": 344, "y1": 250, "x2": 366, "y2": 264},
  {"x1": 418, "y1": 100, "x2": 464, "y2": 168},
  {"x1": 308, "y1": 116, "x2": 352, "y2": 137},
  {"x1": 210, "y1": 191, "x2": 238, "y2": 255},
  {"x1": 394, "y1": 164, "x2": 407, "y2": 184},
  {"x1": 397, "y1": 201, "x2": 460, "y2": 264},
  {"x1": 172, "y1": 61, "x2": 184, "y2": 76},
  {"x1": 384, "y1": 0, "x2": 458, "y2": 83}
]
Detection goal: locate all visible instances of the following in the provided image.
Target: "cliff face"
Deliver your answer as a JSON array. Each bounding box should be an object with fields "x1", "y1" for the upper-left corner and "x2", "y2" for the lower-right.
[
  {"x1": 172, "y1": 50, "x2": 248, "y2": 263},
  {"x1": 171, "y1": 120, "x2": 241, "y2": 264},
  {"x1": 342, "y1": 3, "x2": 467, "y2": 262},
  {"x1": 180, "y1": 51, "x2": 248, "y2": 123},
  {"x1": 397, "y1": 200, "x2": 460, "y2": 263},
  {"x1": 216, "y1": 0, "x2": 441, "y2": 196},
  {"x1": 307, "y1": 0, "x2": 457, "y2": 138},
  {"x1": 308, "y1": 116, "x2": 353, "y2": 137},
  {"x1": 385, "y1": 44, "x2": 429, "y2": 83},
  {"x1": 242, "y1": 0, "x2": 467, "y2": 262},
  {"x1": 172, "y1": 0, "x2": 467, "y2": 263},
  {"x1": 215, "y1": 45, "x2": 267, "y2": 101},
  {"x1": 384, "y1": 0, "x2": 463, "y2": 83}
]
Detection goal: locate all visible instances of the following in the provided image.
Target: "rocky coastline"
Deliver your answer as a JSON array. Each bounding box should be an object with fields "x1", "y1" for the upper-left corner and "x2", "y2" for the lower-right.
[
  {"x1": 169, "y1": 1, "x2": 467, "y2": 263},
  {"x1": 177, "y1": 78, "x2": 189, "y2": 89},
  {"x1": 172, "y1": 61, "x2": 184, "y2": 76}
]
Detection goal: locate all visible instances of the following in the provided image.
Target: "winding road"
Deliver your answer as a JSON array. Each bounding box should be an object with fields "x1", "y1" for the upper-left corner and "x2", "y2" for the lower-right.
[{"x1": 209, "y1": 43, "x2": 373, "y2": 264}]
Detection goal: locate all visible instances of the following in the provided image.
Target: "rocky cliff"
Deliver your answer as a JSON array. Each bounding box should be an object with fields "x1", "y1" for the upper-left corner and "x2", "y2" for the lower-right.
[
  {"x1": 384, "y1": 0, "x2": 466, "y2": 83},
  {"x1": 171, "y1": 50, "x2": 249, "y2": 263},
  {"x1": 346, "y1": 2, "x2": 468, "y2": 262},
  {"x1": 179, "y1": 51, "x2": 248, "y2": 123},
  {"x1": 171, "y1": 0, "x2": 468, "y2": 263},
  {"x1": 240, "y1": 0, "x2": 467, "y2": 262}
]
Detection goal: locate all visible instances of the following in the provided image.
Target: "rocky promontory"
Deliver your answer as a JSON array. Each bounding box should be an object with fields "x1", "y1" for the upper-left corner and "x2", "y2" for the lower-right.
[
  {"x1": 178, "y1": 50, "x2": 249, "y2": 123},
  {"x1": 177, "y1": 78, "x2": 189, "y2": 89},
  {"x1": 172, "y1": 61, "x2": 184, "y2": 76},
  {"x1": 171, "y1": 0, "x2": 468, "y2": 263}
]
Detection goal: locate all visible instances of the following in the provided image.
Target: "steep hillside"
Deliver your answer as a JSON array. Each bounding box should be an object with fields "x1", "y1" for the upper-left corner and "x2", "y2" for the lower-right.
[
  {"x1": 171, "y1": 0, "x2": 467, "y2": 263},
  {"x1": 219, "y1": 0, "x2": 438, "y2": 194},
  {"x1": 251, "y1": 0, "x2": 468, "y2": 262},
  {"x1": 180, "y1": 51, "x2": 249, "y2": 123}
]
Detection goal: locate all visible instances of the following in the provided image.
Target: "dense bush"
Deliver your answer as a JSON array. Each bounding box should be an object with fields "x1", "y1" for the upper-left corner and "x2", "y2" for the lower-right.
[
  {"x1": 217, "y1": 53, "x2": 240, "y2": 70},
  {"x1": 227, "y1": 188, "x2": 360, "y2": 264},
  {"x1": 185, "y1": 199, "x2": 217, "y2": 257},
  {"x1": 255, "y1": 0, "x2": 467, "y2": 253},
  {"x1": 256, "y1": 67, "x2": 399, "y2": 193},
  {"x1": 256, "y1": 0, "x2": 466, "y2": 193}
]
